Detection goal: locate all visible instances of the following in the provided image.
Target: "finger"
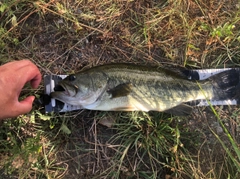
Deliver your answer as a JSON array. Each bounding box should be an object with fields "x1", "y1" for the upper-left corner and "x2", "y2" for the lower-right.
[
  {"x1": 3, "y1": 60, "x2": 42, "y2": 88},
  {"x1": 16, "y1": 96, "x2": 35, "y2": 115},
  {"x1": 19, "y1": 63, "x2": 42, "y2": 89},
  {"x1": 26, "y1": 62, "x2": 42, "y2": 88},
  {"x1": 30, "y1": 72, "x2": 42, "y2": 89}
]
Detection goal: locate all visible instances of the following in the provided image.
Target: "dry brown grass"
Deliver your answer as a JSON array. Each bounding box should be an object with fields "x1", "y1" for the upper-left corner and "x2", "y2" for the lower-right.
[{"x1": 0, "y1": 0, "x2": 240, "y2": 178}]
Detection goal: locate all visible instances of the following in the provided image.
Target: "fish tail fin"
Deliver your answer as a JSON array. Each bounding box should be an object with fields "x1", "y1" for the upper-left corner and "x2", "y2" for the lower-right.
[{"x1": 210, "y1": 69, "x2": 240, "y2": 100}]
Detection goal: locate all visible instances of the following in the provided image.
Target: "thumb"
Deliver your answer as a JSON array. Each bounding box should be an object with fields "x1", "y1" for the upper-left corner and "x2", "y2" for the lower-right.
[{"x1": 17, "y1": 96, "x2": 35, "y2": 114}]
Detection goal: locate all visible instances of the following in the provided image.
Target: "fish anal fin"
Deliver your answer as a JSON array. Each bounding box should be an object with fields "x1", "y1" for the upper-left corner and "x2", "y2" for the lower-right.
[
  {"x1": 108, "y1": 83, "x2": 133, "y2": 98},
  {"x1": 164, "y1": 104, "x2": 193, "y2": 116},
  {"x1": 111, "y1": 106, "x2": 137, "y2": 111}
]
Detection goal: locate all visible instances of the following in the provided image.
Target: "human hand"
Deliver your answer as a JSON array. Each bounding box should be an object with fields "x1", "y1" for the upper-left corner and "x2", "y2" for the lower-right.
[{"x1": 0, "y1": 60, "x2": 42, "y2": 119}]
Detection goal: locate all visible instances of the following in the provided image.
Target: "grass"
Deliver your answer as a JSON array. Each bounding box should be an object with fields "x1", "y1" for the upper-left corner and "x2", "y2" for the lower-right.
[{"x1": 0, "y1": 0, "x2": 240, "y2": 178}]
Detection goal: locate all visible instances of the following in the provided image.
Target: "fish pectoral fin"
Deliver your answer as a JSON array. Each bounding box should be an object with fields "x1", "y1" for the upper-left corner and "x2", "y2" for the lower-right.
[
  {"x1": 185, "y1": 99, "x2": 201, "y2": 106},
  {"x1": 164, "y1": 104, "x2": 193, "y2": 116},
  {"x1": 107, "y1": 83, "x2": 133, "y2": 98}
]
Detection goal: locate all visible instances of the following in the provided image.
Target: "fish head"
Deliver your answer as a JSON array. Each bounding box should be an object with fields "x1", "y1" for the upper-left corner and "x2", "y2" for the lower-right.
[{"x1": 50, "y1": 72, "x2": 108, "y2": 106}]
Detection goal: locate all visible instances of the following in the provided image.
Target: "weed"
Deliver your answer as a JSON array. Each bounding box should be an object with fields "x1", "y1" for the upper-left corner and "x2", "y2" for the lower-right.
[
  {"x1": 208, "y1": 106, "x2": 240, "y2": 178},
  {"x1": 93, "y1": 112, "x2": 200, "y2": 179},
  {"x1": 0, "y1": 0, "x2": 240, "y2": 178}
]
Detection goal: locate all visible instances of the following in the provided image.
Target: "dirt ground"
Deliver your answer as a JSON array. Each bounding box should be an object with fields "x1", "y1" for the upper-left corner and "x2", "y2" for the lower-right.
[{"x1": 0, "y1": 0, "x2": 240, "y2": 178}]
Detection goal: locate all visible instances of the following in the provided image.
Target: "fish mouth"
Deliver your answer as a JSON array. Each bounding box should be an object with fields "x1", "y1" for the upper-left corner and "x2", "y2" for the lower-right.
[
  {"x1": 54, "y1": 84, "x2": 65, "y2": 92},
  {"x1": 53, "y1": 84, "x2": 71, "y2": 96}
]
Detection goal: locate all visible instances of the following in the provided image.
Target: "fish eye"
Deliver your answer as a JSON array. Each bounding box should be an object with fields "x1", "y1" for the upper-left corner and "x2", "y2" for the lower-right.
[{"x1": 68, "y1": 74, "x2": 76, "y2": 81}]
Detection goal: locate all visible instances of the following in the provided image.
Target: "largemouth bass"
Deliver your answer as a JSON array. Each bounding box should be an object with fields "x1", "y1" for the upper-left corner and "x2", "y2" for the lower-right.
[{"x1": 50, "y1": 64, "x2": 239, "y2": 115}]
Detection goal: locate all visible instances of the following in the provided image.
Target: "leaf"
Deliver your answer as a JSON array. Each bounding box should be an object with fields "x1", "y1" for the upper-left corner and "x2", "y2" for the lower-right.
[
  {"x1": 11, "y1": 15, "x2": 17, "y2": 27},
  {"x1": 36, "y1": 111, "x2": 52, "y2": 121},
  {"x1": 60, "y1": 124, "x2": 71, "y2": 134},
  {"x1": 0, "y1": 3, "x2": 7, "y2": 13}
]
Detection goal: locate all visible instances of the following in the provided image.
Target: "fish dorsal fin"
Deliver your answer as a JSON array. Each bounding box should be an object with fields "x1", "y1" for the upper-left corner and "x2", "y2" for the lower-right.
[
  {"x1": 164, "y1": 103, "x2": 193, "y2": 116},
  {"x1": 107, "y1": 83, "x2": 133, "y2": 98},
  {"x1": 167, "y1": 68, "x2": 190, "y2": 79},
  {"x1": 159, "y1": 64, "x2": 191, "y2": 80}
]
